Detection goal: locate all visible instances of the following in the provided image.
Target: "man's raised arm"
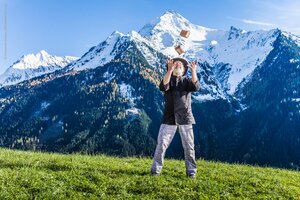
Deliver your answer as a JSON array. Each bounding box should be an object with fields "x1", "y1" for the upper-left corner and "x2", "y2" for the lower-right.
[
  {"x1": 187, "y1": 61, "x2": 201, "y2": 92},
  {"x1": 159, "y1": 59, "x2": 175, "y2": 92}
]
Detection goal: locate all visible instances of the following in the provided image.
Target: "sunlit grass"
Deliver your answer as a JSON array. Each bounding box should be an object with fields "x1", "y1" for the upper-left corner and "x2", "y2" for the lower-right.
[{"x1": 0, "y1": 148, "x2": 299, "y2": 199}]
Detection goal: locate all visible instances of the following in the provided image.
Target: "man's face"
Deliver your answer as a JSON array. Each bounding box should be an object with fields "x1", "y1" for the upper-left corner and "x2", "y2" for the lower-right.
[{"x1": 172, "y1": 61, "x2": 184, "y2": 76}]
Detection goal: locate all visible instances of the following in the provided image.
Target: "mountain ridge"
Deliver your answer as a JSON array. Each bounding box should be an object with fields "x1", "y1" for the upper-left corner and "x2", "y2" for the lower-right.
[{"x1": 0, "y1": 50, "x2": 78, "y2": 87}]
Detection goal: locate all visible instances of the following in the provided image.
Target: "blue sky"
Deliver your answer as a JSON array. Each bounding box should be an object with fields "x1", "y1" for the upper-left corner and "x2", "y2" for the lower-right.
[{"x1": 0, "y1": 0, "x2": 299, "y2": 74}]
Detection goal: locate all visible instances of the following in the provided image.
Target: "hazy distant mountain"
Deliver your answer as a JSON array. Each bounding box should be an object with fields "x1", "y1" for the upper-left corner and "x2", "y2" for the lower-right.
[{"x1": 0, "y1": 50, "x2": 78, "y2": 87}]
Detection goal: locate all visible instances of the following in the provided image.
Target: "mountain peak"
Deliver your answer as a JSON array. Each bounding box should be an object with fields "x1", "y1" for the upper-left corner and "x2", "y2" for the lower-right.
[
  {"x1": 164, "y1": 10, "x2": 179, "y2": 15},
  {"x1": 110, "y1": 30, "x2": 124, "y2": 37},
  {"x1": 229, "y1": 26, "x2": 246, "y2": 34},
  {"x1": 138, "y1": 11, "x2": 193, "y2": 37},
  {"x1": 0, "y1": 51, "x2": 78, "y2": 87},
  {"x1": 36, "y1": 50, "x2": 51, "y2": 62},
  {"x1": 12, "y1": 50, "x2": 76, "y2": 70},
  {"x1": 104, "y1": 31, "x2": 124, "y2": 45},
  {"x1": 39, "y1": 50, "x2": 49, "y2": 55},
  {"x1": 228, "y1": 26, "x2": 246, "y2": 40},
  {"x1": 161, "y1": 10, "x2": 185, "y2": 19}
]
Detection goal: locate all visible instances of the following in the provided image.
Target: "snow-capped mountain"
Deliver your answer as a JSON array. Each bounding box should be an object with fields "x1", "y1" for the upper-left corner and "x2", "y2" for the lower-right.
[
  {"x1": 61, "y1": 11, "x2": 290, "y2": 104},
  {"x1": 139, "y1": 10, "x2": 216, "y2": 56},
  {"x1": 138, "y1": 11, "x2": 281, "y2": 97},
  {"x1": 64, "y1": 30, "x2": 165, "y2": 73},
  {"x1": 64, "y1": 31, "x2": 126, "y2": 72},
  {"x1": 2, "y1": 10, "x2": 297, "y2": 99},
  {"x1": 0, "y1": 50, "x2": 78, "y2": 87}
]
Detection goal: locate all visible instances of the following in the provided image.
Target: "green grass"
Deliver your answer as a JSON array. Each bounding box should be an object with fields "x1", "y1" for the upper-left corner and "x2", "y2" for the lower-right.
[{"x1": 0, "y1": 148, "x2": 299, "y2": 199}]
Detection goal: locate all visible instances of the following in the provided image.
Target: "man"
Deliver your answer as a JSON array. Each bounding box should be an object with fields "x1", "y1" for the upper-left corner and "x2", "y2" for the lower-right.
[{"x1": 151, "y1": 57, "x2": 201, "y2": 178}]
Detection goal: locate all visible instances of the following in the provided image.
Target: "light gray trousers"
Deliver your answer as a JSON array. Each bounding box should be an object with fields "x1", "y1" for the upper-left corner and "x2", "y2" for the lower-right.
[{"x1": 151, "y1": 123, "x2": 197, "y2": 176}]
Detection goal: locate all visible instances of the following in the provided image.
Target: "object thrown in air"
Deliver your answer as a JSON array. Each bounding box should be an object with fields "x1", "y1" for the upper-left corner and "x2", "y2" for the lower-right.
[
  {"x1": 175, "y1": 45, "x2": 185, "y2": 55},
  {"x1": 174, "y1": 30, "x2": 190, "y2": 54},
  {"x1": 180, "y1": 30, "x2": 190, "y2": 38}
]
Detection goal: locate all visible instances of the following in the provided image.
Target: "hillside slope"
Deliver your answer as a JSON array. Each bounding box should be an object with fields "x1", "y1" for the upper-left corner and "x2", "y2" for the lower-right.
[{"x1": 0, "y1": 148, "x2": 299, "y2": 199}]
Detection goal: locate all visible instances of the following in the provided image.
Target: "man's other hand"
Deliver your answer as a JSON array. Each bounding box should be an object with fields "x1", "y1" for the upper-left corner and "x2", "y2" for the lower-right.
[
  {"x1": 189, "y1": 60, "x2": 197, "y2": 73},
  {"x1": 167, "y1": 59, "x2": 175, "y2": 73}
]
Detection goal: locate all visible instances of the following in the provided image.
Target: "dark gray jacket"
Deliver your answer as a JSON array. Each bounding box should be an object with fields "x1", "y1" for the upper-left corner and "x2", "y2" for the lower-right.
[{"x1": 159, "y1": 74, "x2": 201, "y2": 125}]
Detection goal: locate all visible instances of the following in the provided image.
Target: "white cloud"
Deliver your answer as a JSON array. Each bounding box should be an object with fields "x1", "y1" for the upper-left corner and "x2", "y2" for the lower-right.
[
  {"x1": 241, "y1": 19, "x2": 276, "y2": 27},
  {"x1": 228, "y1": 0, "x2": 300, "y2": 35},
  {"x1": 249, "y1": 0, "x2": 300, "y2": 34}
]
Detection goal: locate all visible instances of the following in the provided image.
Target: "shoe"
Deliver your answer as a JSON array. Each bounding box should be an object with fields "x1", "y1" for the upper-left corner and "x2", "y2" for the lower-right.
[
  {"x1": 187, "y1": 174, "x2": 196, "y2": 178},
  {"x1": 151, "y1": 172, "x2": 160, "y2": 176}
]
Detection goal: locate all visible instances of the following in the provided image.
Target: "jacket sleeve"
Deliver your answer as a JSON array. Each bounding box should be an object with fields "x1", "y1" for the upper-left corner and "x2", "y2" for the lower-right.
[
  {"x1": 187, "y1": 78, "x2": 201, "y2": 92},
  {"x1": 159, "y1": 79, "x2": 170, "y2": 92}
]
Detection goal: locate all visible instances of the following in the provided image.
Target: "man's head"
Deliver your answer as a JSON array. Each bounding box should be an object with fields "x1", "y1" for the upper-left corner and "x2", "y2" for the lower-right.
[
  {"x1": 169, "y1": 58, "x2": 189, "y2": 77},
  {"x1": 172, "y1": 60, "x2": 185, "y2": 76}
]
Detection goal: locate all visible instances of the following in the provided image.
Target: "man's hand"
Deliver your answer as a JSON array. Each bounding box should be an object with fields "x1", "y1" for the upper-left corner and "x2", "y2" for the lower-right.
[
  {"x1": 163, "y1": 59, "x2": 175, "y2": 85},
  {"x1": 189, "y1": 60, "x2": 197, "y2": 73},
  {"x1": 167, "y1": 59, "x2": 175, "y2": 73},
  {"x1": 189, "y1": 60, "x2": 198, "y2": 83}
]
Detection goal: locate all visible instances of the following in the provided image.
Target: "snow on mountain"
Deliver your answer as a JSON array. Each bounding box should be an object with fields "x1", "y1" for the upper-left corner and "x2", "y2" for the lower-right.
[
  {"x1": 202, "y1": 27, "x2": 279, "y2": 94},
  {"x1": 139, "y1": 10, "x2": 217, "y2": 57},
  {"x1": 65, "y1": 31, "x2": 126, "y2": 72},
  {"x1": 58, "y1": 10, "x2": 282, "y2": 103},
  {"x1": 65, "y1": 29, "x2": 165, "y2": 75},
  {"x1": 118, "y1": 82, "x2": 137, "y2": 106},
  {"x1": 282, "y1": 31, "x2": 300, "y2": 46},
  {"x1": 138, "y1": 11, "x2": 280, "y2": 96},
  {"x1": 6, "y1": 11, "x2": 288, "y2": 104},
  {"x1": 128, "y1": 30, "x2": 166, "y2": 69},
  {"x1": 11, "y1": 50, "x2": 77, "y2": 70},
  {"x1": 0, "y1": 50, "x2": 78, "y2": 87}
]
